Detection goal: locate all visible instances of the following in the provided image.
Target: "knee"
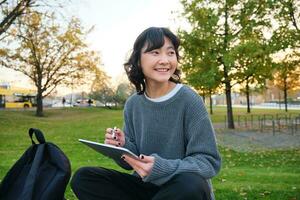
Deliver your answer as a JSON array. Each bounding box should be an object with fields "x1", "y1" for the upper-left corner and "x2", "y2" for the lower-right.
[
  {"x1": 71, "y1": 167, "x2": 92, "y2": 191},
  {"x1": 172, "y1": 173, "x2": 210, "y2": 199}
]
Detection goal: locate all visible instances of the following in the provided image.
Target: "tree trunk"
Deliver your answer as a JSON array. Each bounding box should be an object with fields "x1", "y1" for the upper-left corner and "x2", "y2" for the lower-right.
[
  {"x1": 36, "y1": 74, "x2": 44, "y2": 117},
  {"x1": 201, "y1": 92, "x2": 206, "y2": 104},
  {"x1": 36, "y1": 90, "x2": 44, "y2": 117},
  {"x1": 278, "y1": 91, "x2": 281, "y2": 110},
  {"x1": 246, "y1": 79, "x2": 251, "y2": 113},
  {"x1": 284, "y1": 77, "x2": 288, "y2": 112},
  {"x1": 209, "y1": 90, "x2": 213, "y2": 115},
  {"x1": 225, "y1": 81, "x2": 235, "y2": 129},
  {"x1": 223, "y1": 0, "x2": 234, "y2": 129}
]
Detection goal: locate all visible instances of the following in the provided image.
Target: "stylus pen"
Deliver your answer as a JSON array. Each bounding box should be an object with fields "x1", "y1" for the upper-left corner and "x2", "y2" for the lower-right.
[{"x1": 111, "y1": 126, "x2": 117, "y2": 139}]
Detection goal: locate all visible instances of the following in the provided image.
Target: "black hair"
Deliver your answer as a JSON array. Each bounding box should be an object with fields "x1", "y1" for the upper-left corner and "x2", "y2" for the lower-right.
[{"x1": 124, "y1": 27, "x2": 181, "y2": 95}]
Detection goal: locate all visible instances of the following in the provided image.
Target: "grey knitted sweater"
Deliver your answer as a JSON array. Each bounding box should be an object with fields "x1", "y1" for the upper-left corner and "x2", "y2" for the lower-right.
[{"x1": 118, "y1": 85, "x2": 221, "y2": 190}]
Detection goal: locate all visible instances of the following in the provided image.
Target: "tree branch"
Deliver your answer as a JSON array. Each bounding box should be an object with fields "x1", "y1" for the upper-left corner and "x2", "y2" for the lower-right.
[
  {"x1": 0, "y1": 0, "x2": 34, "y2": 36},
  {"x1": 288, "y1": 0, "x2": 299, "y2": 31},
  {"x1": 0, "y1": 0, "x2": 7, "y2": 6},
  {"x1": 42, "y1": 76, "x2": 65, "y2": 97},
  {"x1": 44, "y1": 45, "x2": 77, "y2": 87}
]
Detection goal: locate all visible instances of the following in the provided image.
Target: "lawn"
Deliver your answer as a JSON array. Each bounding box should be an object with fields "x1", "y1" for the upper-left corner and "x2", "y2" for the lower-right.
[{"x1": 0, "y1": 107, "x2": 299, "y2": 199}]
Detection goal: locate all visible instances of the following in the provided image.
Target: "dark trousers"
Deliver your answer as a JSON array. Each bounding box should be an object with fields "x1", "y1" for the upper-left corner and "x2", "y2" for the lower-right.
[{"x1": 71, "y1": 167, "x2": 211, "y2": 200}]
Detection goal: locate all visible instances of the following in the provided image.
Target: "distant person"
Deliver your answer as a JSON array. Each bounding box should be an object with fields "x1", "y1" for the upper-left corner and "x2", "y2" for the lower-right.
[
  {"x1": 62, "y1": 97, "x2": 66, "y2": 107},
  {"x1": 71, "y1": 27, "x2": 221, "y2": 200},
  {"x1": 88, "y1": 99, "x2": 92, "y2": 107}
]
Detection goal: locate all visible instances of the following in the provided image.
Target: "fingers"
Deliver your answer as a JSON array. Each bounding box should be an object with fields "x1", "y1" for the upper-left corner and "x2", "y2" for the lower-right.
[
  {"x1": 139, "y1": 154, "x2": 154, "y2": 162},
  {"x1": 104, "y1": 131, "x2": 120, "y2": 147},
  {"x1": 122, "y1": 154, "x2": 154, "y2": 178},
  {"x1": 106, "y1": 128, "x2": 113, "y2": 134},
  {"x1": 105, "y1": 133, "x2": 116, "y2": 140},
  {"x1": 113, "y1": 128, "x2": 125, "y2": 140},
  {"x1": 104, "y1": 138, "x2": 121, "y2": 146},
  {"x1": 122, "y1": 155, "x2": 146, "y2": 177},
  {"x1": 104, "y1": 127, "x2": 125, "y2": 147}
]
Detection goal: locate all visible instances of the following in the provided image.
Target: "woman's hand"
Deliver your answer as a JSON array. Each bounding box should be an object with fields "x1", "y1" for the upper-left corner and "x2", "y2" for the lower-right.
[
  {"x1": 122, "y1": 154, "x2": 155, "y2": 178},
  {"x1": 104, "y1": 128, "x2": 125, "y2": 147}
]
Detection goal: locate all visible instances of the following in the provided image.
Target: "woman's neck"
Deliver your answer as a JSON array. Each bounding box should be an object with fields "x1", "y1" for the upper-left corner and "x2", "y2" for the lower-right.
[{"x1": 145, "y1": 81, "x2": 176, "y2": 99}]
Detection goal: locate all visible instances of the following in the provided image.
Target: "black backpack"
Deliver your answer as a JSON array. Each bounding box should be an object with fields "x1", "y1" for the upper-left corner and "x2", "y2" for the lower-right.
[{"x1": 0, "y1": 128, "x2": 71, "y2": 200}]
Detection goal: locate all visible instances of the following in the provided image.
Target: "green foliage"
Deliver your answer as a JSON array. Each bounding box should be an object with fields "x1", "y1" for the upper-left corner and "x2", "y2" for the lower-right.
[
  {"x1": 90, "y1": 85, "x2": 114, "y2": 105},
  {"x1": 269, "y1": 0, "x2": 299, "y2": 88},
  {"x1": 179, "y1": 0, "x2": 273, "y2": 88},
  {"x1": 91, "y1": 81, "x2": 135, "y2": 107},
  {"x1": 113, "y1": 83, "x2": 135, "y2": 106},
  {"x1": 268, "y1": 0, "x2": 300, "y2": 111},
  {"x1": 179, "y1": 0, "x2": 273, "y2": 127},
  {"x1": 270, "y1": 0, "x2": 299, "y2": 50},
  {"x1": 273, "y1": 52, "x2": 300, "y2": 91}
]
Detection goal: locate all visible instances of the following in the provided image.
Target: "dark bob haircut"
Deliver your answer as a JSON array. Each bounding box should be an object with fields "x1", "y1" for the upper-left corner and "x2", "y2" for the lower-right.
[{"x1": 124, "y1": 27, "x2": 181, "y2": 95}]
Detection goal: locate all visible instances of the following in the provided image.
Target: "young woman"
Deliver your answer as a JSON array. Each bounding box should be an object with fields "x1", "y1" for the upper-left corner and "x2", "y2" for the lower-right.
[{"x1": 71, "y1": 27, "x2": 221, "y2": 200}]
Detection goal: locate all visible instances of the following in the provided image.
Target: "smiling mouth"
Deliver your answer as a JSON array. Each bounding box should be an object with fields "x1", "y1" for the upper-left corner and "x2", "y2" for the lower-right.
[{"x1": 155, "y1": 68, "x2": 169, "y2": 72}]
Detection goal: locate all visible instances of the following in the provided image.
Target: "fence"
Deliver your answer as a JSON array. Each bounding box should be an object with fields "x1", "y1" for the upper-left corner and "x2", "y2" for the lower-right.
[{"x1": 224, "y1": 113, "x2": 300, "y2": 135}]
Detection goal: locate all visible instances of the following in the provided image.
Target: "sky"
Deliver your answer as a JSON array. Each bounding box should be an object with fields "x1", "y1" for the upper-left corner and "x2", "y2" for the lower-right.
[{"x1": 0, "y1": 0, "x2": 185, "y2": 94}]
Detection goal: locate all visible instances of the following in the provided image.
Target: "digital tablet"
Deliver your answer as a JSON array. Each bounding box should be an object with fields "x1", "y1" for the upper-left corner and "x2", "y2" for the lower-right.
[{"x1": 79, "y1": 139, "x2": 139, "y2": 161}]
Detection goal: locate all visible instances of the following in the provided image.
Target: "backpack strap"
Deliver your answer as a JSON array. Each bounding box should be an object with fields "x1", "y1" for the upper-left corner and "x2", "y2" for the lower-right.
[{"x1": 29, "y1": 128, "x2": 46, "y2": 144}]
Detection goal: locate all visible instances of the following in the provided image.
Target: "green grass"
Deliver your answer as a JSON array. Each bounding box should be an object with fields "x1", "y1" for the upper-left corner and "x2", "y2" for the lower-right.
[
  {"x1": 216, "y1": 148, "x2": 300, "y2": 199},
  {"x1": 0, "y1": 107, "x2": 299, "y2": 199}
]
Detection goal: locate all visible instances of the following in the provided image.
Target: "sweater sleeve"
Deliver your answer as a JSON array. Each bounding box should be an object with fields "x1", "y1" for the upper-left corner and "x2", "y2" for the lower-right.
[{"x1": 143, "y1": 97, "x2": 221, "y2": 185}]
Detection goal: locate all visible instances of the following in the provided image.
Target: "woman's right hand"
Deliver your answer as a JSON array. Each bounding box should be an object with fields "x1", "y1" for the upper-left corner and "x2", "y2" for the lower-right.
[{"x1": 104, "y1": 128, "x2": 125, "y2": 147}]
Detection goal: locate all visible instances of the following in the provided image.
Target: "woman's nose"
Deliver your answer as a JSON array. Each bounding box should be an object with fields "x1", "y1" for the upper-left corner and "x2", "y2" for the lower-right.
[{"x1": 158, "y1": 54, "x2": 169, "y2": 64}]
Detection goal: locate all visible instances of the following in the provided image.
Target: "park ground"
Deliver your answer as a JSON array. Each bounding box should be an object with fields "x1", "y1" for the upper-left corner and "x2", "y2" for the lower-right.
[{"x1": 0, "y1": 107, "x2": 299, "y2": 199}]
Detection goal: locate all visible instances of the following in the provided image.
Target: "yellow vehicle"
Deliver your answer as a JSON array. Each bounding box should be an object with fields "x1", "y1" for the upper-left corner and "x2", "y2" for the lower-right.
[{"x1": 0, "y1": 86, "x2": 36, "y2": 108}]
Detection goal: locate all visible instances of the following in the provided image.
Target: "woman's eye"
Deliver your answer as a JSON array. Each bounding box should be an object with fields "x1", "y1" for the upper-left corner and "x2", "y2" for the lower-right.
[
  {"x1": 168, "y1": 51, "x2": 175, "y2": 55},
  {"x1": 151, "y1": 51, "x2": 159, "y2": 55}
]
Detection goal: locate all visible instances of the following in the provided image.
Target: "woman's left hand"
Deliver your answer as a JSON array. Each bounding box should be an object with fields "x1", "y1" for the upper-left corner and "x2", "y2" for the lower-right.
[{"x1": 122, "y1": 154, "x2": 155, "y2": 178}]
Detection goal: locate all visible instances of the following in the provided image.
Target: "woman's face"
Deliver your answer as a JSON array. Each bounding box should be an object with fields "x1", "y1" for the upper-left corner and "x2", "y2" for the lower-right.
[{"x1": 140, "y1": 37, "x2": 178, "y2": 85}]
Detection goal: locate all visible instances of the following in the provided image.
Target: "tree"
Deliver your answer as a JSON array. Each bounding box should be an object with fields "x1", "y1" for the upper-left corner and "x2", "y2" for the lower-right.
[
  {"x1": 179, "y1": 45, "x2": 221, "y2": 114},
  {"x1": 0, "y1": 11, "x2": 102, "y2": 116},
  {"x1": 233, "y1": 39, "x2": 273, "y2": 113},
  {"x1": 272, "y1": 52, "x2": 300, "y2": 111},
  {"x1": 271, "y1": 0, "x2": 299, "y2": 48},
  {"x1": 0, "y1": 0, "x2": 35, "y2": 37},
  {"x1": 114, "y1": 82, "x2": 135, "y2": 106},
  {"x1": 269, "y1": 0, "x2": 300, "y2": 111},
  {"x1": 179, "y1": 23, "x2": 221, "y2": 115},
  {"x1": 179, "y1": 0, "x2": 271, "y2": 128},
  {"x1": 90, "y1": 85, "x2": 114, "y2": 108},
  {"x1": 89, "y1": 65, "x2": 114, "y2": 107}
]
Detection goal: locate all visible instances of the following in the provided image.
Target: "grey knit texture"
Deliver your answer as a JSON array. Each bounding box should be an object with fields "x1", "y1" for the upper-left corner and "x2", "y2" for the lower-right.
[{"x1": 119, "y1": 85, "x2": 221, "y2": 197}]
